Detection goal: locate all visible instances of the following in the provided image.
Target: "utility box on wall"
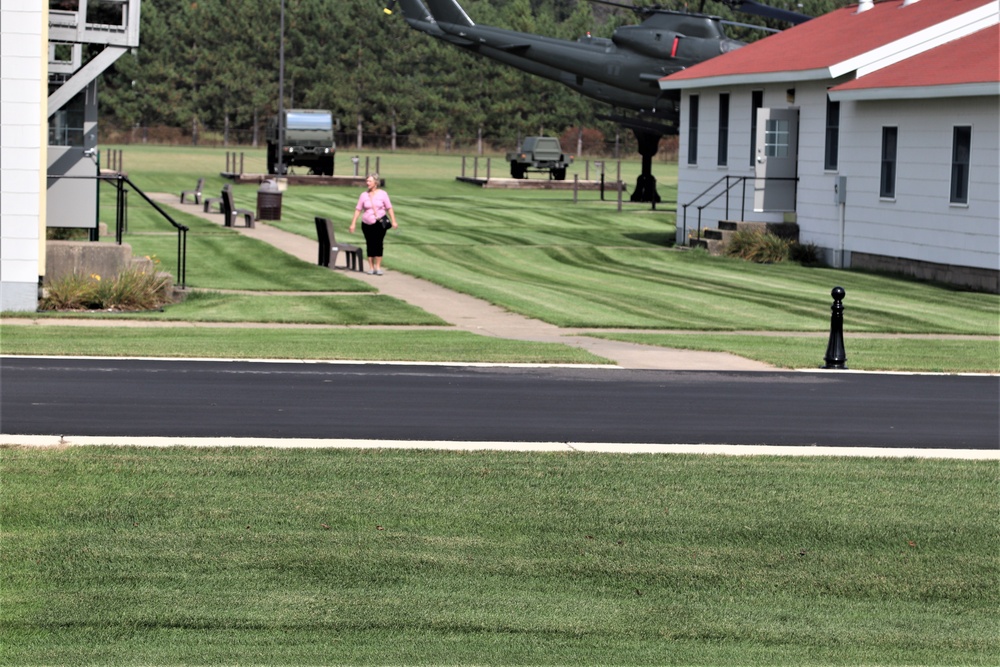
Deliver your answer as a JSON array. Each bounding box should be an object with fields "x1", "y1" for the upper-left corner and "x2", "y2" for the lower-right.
[{"x1": 834, "y1": 175, "x2": 847, "y2": 204}]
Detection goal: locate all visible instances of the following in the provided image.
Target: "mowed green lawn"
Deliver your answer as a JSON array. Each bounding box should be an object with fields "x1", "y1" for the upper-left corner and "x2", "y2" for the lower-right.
[
  {"x1": 3, "y1": 446, "x2": 997, "y2": 666},
  {"x1": 4, "y1": 147, "x2": 998, "y2": 666},
  {"x1": 3, "y1": 145, "x2": 997, "y2": 371}
]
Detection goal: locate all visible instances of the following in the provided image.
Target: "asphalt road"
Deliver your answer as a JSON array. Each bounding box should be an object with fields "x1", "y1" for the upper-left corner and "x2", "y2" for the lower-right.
[{"x1": 2, "y1": 357, "x2": 997, "y2": 450}]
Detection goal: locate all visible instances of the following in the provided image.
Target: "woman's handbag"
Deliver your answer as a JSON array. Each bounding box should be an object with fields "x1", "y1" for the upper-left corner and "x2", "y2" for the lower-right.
[{"x1": 369, "y1": 192, "x2": 392, "y2": 230}]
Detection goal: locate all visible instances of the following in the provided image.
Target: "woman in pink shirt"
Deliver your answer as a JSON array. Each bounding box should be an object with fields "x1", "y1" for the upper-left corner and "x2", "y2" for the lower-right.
[{"x1": 349, "y1": 173, "x2": 398, "y2": 275}]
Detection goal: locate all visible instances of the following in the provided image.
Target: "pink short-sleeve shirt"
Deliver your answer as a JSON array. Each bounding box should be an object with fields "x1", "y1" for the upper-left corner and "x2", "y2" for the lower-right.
[{"x1": 356, "y1": 190, "x2": 392, "y2": 225}]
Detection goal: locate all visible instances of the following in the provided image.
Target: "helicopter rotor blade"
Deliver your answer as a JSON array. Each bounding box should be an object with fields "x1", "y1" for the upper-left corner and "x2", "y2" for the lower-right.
[
  {"x1": 586, "y1": 0, "x2": 810, "y2": 24},
  {"x1": 718, "y1": 0, "x2": 811, "y2": 25},
  {"x1": 585, "y1": 0, "x2": 690, "y2": 18},
  {"x1": 720, "y1": 18, "x2": 780, "y2": 33},
  {"x1": 586, "y1": 0, "x2": 647, "y2": 15}
]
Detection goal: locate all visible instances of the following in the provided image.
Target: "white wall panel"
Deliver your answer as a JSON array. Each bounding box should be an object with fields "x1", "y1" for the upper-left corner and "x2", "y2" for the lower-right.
[{"x1": 1, "y1": 1, "x2": 44, "y2": 311}]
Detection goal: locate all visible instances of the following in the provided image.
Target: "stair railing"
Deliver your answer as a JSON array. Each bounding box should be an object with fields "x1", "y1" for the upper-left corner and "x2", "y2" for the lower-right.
[
  {"x1": 680, "y1": 176, "x2": 797, "y2": 244},
  {"x1": 680, "y1": 175, "x2": 748, "y2": 244},
  {"x1": 101, "y1": 173, "x2": 189, "y2": 288}
]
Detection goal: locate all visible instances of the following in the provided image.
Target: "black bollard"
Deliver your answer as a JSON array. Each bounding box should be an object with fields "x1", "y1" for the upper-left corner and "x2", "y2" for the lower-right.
[{"x1": 823, "y1": 286, "x2": 848, "y2": 369}]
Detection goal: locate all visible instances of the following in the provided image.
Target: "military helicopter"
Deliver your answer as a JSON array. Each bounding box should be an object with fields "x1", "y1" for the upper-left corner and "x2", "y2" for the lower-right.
[{"x1": 386, "y1": 0, "x2": 810, "y2": 202}]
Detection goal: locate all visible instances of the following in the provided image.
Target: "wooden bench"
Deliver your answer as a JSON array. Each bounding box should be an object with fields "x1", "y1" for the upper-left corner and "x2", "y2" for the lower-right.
[
  {"x1": 180, "y1": 177, "x2": 204, "y2": 204},
  {"x1": 315, "y1": 217, "x2": 363, "y2": 271},
  {"x1": 221, "y1": 187, "x2": 255, "y2": 228},
  {"x1": 203, "y1": 184, "x2": 231, "y2": 213}
]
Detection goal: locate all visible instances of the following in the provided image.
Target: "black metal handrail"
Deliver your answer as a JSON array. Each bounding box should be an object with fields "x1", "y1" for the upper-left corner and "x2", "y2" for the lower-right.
[
  {"x1": 680, "y1": 175, "x2": 797, "y2": 243},
  {"x1": 681, "y1": 175, "x2": 741, "y2": 242},
  {"x1": 101, "y1": 173, "x2": 189, "y2": 288}
]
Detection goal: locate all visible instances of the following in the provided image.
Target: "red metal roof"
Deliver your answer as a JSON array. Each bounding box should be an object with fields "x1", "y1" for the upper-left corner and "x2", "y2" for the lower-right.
[
  {"x1": 832, "y1": 24, "x2": 999, "y2": 90},
  {"x1": 661, "y1": 0, "x2": 996, "y2": 83}
]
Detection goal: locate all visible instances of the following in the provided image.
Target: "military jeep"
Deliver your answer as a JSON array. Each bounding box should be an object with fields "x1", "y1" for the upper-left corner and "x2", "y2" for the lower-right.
[
  {"x1": 266, "y1": 109, "x2": 336, "y2": 175},
  {"x1": 505, "y1": 136, "x2": 572, "y2": 180}
]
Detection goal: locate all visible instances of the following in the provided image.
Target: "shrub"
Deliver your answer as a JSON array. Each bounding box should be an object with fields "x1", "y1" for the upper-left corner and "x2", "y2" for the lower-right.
[
  {"x1": 40, "y1": 267, "x2": 172, "y2": 312},
  {"x1": 46, "y1": 228, "x2": 90, "y2": 241},
  {"x1": 559, "y1": 126, "x2": 606, "y2": 155},
  {"x1": 790, "y1": 241, "x2": 822, "y2": 266},
  {"x1": 725, "y1": 229, "x2": 792, "y2": 263}
]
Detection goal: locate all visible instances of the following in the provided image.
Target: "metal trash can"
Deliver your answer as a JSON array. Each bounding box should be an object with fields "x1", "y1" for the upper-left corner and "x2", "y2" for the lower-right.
[{"x1": 256, "y1": 179, "x2": 282, "y2": 220}]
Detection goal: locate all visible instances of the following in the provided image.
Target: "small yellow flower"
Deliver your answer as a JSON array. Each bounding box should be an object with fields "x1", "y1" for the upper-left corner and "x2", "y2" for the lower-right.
[{"x1": 90, "y1": 273, "x2": 101, "y2": 282}]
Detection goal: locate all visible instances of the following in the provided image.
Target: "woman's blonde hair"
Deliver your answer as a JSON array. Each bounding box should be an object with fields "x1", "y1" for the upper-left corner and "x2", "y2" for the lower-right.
[{"x1": 368, "y1": 172, "x2": 380, "y2": 185}]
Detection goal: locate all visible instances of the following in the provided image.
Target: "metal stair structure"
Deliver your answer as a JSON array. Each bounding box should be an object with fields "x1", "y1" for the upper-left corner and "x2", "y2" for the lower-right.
[
  {"x1": 46, "y1": 0, "x2": 142, "y2": 235},
  {"x1": 47, "y1": 0, "x2": 141, "y2": 117}
]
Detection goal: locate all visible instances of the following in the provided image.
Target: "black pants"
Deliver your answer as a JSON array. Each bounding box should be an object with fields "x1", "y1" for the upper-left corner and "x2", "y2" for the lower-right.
[{"x1": 361, "y1": 222, "x2": 387, "y2": 258}]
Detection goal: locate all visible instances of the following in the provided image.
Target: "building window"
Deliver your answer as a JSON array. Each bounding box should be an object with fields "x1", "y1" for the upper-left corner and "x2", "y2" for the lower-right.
[
  {"x1": 824, "y1": 97, "x2": 840, "y2": 170},
  {"x1": 880, "y1": 127, "x2": 897, "y2": 199},
  {"x1": 765, "y1": 119, "x2": 790, "y2": 157},
  {"x1": 950, "y1": 126, "x2": 971, "y2": 204},
  {"x1": 717, "y1": 93, "x2": 729, "y2": 166},
  {"x1": 750, "y1": 90, "x2": 763, "y2": 166},
  {"x1": 687, "y1": 94, "x2": 699, "y2": 165}
]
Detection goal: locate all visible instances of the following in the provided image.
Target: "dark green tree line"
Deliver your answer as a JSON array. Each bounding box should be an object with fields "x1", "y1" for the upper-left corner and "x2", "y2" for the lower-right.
[{"x1": 98, "y1": 0, "x2": 853, "y2": 147}]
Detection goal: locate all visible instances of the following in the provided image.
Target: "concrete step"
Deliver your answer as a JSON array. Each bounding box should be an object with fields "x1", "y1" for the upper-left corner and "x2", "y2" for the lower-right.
[{"x1": 703, "y1": 228, "x2": 731, "y2": 241}]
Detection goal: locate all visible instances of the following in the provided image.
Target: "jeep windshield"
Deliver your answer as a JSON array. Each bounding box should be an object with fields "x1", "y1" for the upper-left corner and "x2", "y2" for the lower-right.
[{"x1": 286, "y1": 112, "x2": 332, "y2": 131}]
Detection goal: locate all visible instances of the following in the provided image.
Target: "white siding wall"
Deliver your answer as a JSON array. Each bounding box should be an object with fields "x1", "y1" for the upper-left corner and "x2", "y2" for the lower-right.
[
  {"x1": 677, "y1": 81, "x2": 1000, "y2": 274},
  {"x1": 676, "y1": 86, "x2": 797, "y2": 243},
  {"x1": 793, "y1": 80, "x2": 847, "y2": 256},
  {"x1": 1, "y1": 1, "x2": 45, "y2": 311},
  {"x1": 834, "y1": 96, "x2": 999, "y2": 271}
]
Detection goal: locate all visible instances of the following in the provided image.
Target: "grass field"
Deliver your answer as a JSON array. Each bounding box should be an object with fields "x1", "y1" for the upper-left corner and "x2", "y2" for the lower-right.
[
  {"x1": 3, "y1": 446, "x2": 998, "y2": 666},
  {"x1": 3, "y1": 145, "x2": 998, "y2": 371},
  {"x1": 4, "y1": 146, "x2": 999, "y2": 666}
]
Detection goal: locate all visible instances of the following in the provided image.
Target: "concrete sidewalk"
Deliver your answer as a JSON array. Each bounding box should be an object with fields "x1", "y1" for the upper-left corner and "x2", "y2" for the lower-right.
[{"x1": 149, "y1": 193, "x2": 775, "y2": 371}]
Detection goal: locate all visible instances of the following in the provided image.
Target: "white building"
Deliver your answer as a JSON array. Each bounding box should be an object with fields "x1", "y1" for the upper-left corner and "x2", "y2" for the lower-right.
[
  {"x1": 1, "y1": 3, "x2": 47, "y2": 311},
  {"x1": 660, "y1": 0, "x2": 999, "y2": 292},
  {"x1": 1, "y1": 0, "x2": 140, "y2": 312}
]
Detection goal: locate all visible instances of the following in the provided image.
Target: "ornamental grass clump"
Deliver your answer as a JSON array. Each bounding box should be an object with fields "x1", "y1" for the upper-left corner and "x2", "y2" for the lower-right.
[
  {"x1": 725, "y1": 229, "x2": 821, "y2": 266},
  {"x1": 725, "y1": 229, "x2": 792, "y2": 263},
  {"x1": 39, "y1": 267, "x2": 172, "y2": 312}
]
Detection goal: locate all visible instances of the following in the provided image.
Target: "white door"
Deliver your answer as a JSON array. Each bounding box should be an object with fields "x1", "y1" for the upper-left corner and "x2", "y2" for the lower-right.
[{"x1": 754, "y1": 108, "x2": 799, "y2": 212}]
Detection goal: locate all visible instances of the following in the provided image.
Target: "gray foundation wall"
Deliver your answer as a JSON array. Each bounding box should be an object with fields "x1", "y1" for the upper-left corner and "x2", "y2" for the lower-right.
[{"x1": 851, "y1": 252, "x2": 1000, "y2": 294}]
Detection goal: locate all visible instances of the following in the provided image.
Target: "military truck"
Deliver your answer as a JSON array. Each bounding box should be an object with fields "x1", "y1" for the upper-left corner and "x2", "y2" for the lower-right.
[
  {"x1": 506, "y1": 136, "x2": 572, "y2": 180},
  {"x1": 266, "y1": 109, "x2": 336, "y2": 175}
]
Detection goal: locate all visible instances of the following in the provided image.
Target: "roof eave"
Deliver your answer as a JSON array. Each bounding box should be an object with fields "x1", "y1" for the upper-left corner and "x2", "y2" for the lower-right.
[
  {"x1": 830, "y1": 82, "x2": 1000, "y2": 102},
  {"x1": 659, "y1": 68, "x2": 832, "y2": 91}
]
